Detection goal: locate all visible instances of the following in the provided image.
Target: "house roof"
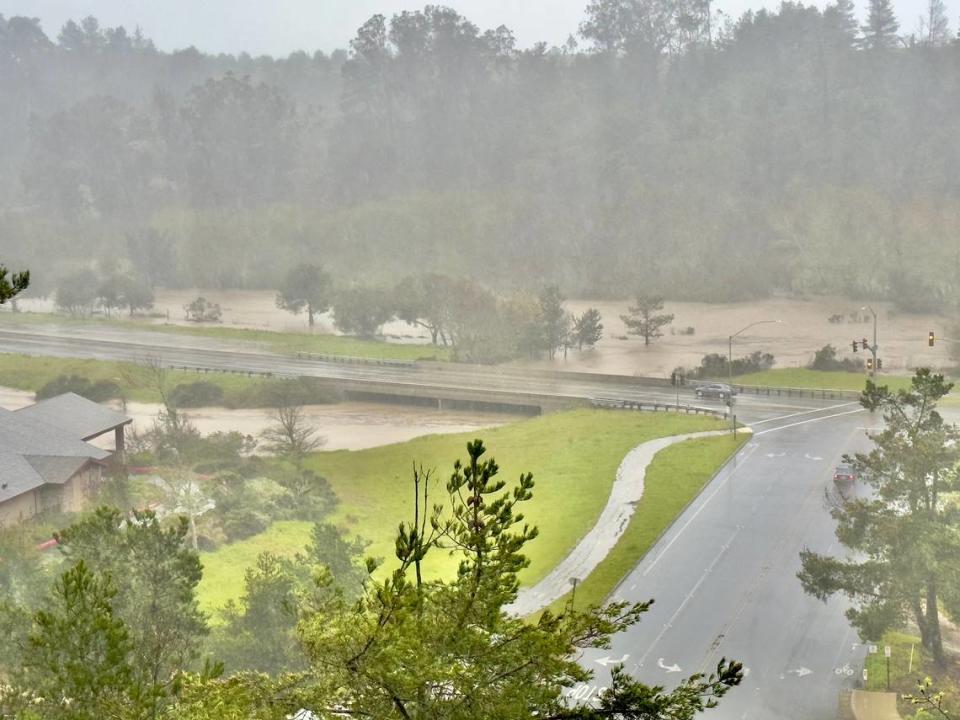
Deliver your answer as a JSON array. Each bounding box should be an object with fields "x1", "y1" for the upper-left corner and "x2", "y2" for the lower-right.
[
  {"x1": 0, "y1": 395, "x2": 128, "y2": 507},
  {"x1": 15, "y1": 392, "x2": 132, "y2": 441}
]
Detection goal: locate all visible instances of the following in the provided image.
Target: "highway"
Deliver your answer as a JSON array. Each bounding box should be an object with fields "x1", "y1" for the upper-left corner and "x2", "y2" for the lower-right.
[
  {"x1": 0, "y1": 323, "x2": 872, "y2": 718},
  {"x1": 575, "y1": 405, "x2": 872, "y2": 720},
  {"x1": 0, "y1": 324, "x2": 845, "y2": 422}
]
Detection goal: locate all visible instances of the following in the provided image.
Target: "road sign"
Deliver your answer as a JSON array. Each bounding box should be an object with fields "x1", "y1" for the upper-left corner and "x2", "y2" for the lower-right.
[
  {"x1": 884, "y1": 646, "x2": 891, "y2": 658},
  {"x1": 868, "y1": 644, "x2": 878, "y2": 654}
]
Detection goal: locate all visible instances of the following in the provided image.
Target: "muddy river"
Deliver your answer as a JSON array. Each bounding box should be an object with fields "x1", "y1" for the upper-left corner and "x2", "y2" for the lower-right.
[{"x1": 0, "y1": 387, "x2": 514, "y2": 452}]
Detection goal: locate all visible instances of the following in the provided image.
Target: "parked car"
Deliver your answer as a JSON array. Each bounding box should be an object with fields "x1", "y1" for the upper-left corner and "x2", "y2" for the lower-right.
[
  {"x1": 695, "y1": 383, "x2": 735, "y2": 400},
  {"x1": 833, "y1": 464, "x2": 857, "y2": 484}
]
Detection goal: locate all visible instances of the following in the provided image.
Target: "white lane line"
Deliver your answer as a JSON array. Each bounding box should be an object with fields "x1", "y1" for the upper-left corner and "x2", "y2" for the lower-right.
[
  {"x1": 636, "y1": 527, "x2": 741, "y2": 668},
  {"x1": 748, "y1": 402, "x2": 859, "y2": 426},
  {"x1": 642, "y1": 443, "x2": 759, "y2": 577},
  {"x1": 753, "y1": 409, "x2": 864, "y2": 436}
]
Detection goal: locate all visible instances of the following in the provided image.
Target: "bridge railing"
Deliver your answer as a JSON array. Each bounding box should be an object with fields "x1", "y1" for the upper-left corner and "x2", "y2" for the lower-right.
[
  {"x1": 592, "y1": 397, "x2": 728, "y2": 419},
  {"x1": 294, "y1": 351, "x2": 415, "y2": 368}
]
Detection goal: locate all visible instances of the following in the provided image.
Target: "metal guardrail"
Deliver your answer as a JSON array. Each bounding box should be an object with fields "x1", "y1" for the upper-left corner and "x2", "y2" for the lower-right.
[
  {"x1": 295, "y1": 351, "x2": 414, "y2": 368},
  {"x1": 168, "y1": 364, "x2": 275, "y2": 378},
  {"x1": 727, "y1": 384, "x2": 860, "y2": 401},
  {"x1": 592, "y1": 397, "x2": 728, "y2": 419}
]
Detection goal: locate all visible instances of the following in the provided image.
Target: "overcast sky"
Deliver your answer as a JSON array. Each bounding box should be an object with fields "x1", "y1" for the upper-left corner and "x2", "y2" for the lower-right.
[{"x1": 3, "y1": 0, "x2": 953, "y2": 56}]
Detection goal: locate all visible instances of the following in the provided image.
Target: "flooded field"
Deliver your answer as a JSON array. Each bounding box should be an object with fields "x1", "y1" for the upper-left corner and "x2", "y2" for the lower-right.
[
  {"x1": 10, "y1": 291, "x2": 953, "y2": 376},
  {"x1": 0, "y1": 387, "x2": 513, "y2": 453},
  {"x1": 521, "y1": 296, "x2": 953, "y2": 377}
]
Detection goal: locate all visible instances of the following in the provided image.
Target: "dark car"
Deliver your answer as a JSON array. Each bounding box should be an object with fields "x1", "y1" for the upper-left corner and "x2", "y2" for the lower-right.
[
  {"x1": 833, "y1": 464, "x2": 857, "y2": 484},
  {"x1": 695, "y1": 383, "x2": 735, "y2": 400}
]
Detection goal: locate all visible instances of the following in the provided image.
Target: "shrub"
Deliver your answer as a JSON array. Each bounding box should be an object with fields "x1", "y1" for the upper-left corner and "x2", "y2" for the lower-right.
[
  {"x1": 809, "y1": 344, "x2": 864, "y2": 372},
  {"x1": 169, "y1": 381, "x2": 225, "y2": 408},
  {"x1": 223, "y1": 378, "x2": 340, "y2": 409},
  {"x1": 36, "y1": 375, "x2": 123, "y2": 402},
  {"x1": 183, "y1": 296, "x2": 222, "y2": 322},
  {"x1": 689, "y1": 351, "x2": 775, "y2": 379}
]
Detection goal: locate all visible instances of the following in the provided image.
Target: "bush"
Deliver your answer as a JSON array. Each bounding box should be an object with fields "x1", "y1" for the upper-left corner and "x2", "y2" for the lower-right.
[
  {"x1": 221, "y1": 509, "x2": 272, "y2": 542},
  {"x1": 36, "y1": 375, "x2": 123, "y2": 402},
  {"x1": 169, "y1": 381, "x2": 225, "y2": 408},
  {"x1": 809, "y1": 344, "x2": 864, "y2": 372},
  {"x1": 689, "y1": 351, "x2": 775, "y2": 379},
  {"x1": 223, "y1": 377, "x2": 340, "y2": 409}
]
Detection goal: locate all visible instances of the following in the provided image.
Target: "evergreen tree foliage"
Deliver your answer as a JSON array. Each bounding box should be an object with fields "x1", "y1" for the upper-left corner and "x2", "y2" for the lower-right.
[
  {"x1": 861, "y1": 0, "x2": 900, "y2": 48},
  {"x1": 798, "y1": 370, "x2": 960, "y2": 666}
]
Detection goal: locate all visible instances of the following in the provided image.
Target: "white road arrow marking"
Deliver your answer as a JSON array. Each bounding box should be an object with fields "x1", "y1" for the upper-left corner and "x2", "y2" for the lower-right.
[
  {"x1": 790, "y1": 667, "x2": 813, "y2": 677},
  {"x1": 658, "y1": 658, "x2": 682, "y2": 673},
  {"x1": 595, "y1": 654, "x2": 630, "y2": 667},
  {"x1": 765, "y1": 452, "x2": 787, "y2": 458},
  {"x1": 804, "y1": 453, "x2": 823, "y2": 461}
]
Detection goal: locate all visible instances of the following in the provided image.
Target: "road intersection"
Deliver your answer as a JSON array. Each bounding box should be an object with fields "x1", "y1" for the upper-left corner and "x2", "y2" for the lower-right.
[{"x1": 0, "y1": 324, "x2": 877, "y2": 718}]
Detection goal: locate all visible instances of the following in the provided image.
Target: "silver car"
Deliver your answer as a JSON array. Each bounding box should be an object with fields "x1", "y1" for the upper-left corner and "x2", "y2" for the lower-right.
[{"x1": 695, "y1": 383, "x2": 735, "y2": 400}]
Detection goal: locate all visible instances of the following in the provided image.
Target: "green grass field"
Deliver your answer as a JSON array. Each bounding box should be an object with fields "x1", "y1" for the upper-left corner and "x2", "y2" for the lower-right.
[
  {"x1": 0, "y1": 353, "x2": 317, "y2": 406},
  {"x1": 734, "y1": 368, "x2": 914, "y2": 392},
  {"x1": 863, "y1": 630, "x2": 960, "y2": 716},
  {"x1": 540, "y1": 432, "x2": 746, "y2": 614},
  {"x1": 196, "y1": 409, "x2": 729, "y2": 614},
  {"x1": 0, "y1": 311, "x2": 450, "y2": 362}
]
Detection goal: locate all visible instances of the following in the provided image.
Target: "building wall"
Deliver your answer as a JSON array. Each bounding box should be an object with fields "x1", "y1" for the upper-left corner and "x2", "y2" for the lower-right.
[
  {"x1": 61, "y1": 465, "x2": 102, "y2": 513},
  {"x1": 0, "y1": 490, "x2": 41, "y2": 526},
  {"x1": 0, "y1": 464, "x2": 103, "y2": 527}
]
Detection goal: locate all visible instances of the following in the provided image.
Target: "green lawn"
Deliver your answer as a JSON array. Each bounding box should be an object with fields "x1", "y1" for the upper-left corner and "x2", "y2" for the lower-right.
[
  {"x1": 540, "y1": 432, "x2": 747, "y2": 614},
  {"x1": 0, "y1": 311, "x2": 450, "y2": 362},
  {"x1": 863, "y1": 630, "x2": 960, "y2": 717},
  {"x1": 735, "y1": 368, "x2": 915, "y2": 392},
  {"x1": 0, "y1": 353, "x2": 324, "y2": 407},
  {"x1": 198, "y1": 520, "x2": 313, "y2": 615},
  {"x1": 196, "y1": 409, "x2": 729, "y2": 614}
]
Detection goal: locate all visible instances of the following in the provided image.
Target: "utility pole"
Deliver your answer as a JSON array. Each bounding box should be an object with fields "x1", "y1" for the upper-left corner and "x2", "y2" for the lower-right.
[{"x1": 861, "y1": 305, "x2": 878, "y2": 377}]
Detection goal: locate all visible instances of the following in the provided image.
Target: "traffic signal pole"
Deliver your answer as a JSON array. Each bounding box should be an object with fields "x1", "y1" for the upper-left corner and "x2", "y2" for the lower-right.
[{"x1": 862, "y1": 306, "x2": 878, "y2": 378}]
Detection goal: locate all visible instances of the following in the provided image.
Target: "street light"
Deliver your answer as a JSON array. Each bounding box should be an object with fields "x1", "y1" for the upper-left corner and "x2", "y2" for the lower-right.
[
  {"x1": 861, "y1": 306, "x2": 878, "y2": 377},
  {"x1": 728, "y1": 320, "x2": 783, "y2": 385}
]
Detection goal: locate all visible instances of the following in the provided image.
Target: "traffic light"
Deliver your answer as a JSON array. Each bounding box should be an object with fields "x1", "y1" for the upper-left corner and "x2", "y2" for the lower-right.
[
  {"x1": 852, "y1": 340, "x2": 859, "y2": 352},
  {"x1": 866, "y1": 357, "x2": 874, "y2": 371},
  {"x1": 862, "y1": 337, "x2": 869, "y2": 349},
  {"x1": 929, "y1": 331, "x2": 935, "y2": 347},
  {"x1": 877, "y1": 359, "x2": 883, "y2": 370}
]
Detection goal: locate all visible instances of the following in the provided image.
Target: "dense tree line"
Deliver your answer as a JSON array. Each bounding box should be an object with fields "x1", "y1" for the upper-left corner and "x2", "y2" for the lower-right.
[{"x1": 1, "y1": 4, "x2": 959, "y2": 308}]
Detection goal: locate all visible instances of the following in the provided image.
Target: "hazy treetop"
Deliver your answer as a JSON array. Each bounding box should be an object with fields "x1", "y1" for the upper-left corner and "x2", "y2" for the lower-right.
[{"x1": 2, "y1": 0, "x2": 948, "y2": 56}]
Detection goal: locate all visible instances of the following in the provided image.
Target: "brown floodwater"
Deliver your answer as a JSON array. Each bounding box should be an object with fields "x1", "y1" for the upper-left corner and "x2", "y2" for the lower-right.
[{"x1": 0, "y1": 386, "x2": 512, "y2": 453}]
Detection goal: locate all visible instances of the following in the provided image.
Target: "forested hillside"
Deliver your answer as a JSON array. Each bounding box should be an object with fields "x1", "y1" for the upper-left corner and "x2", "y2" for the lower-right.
[{"x1": 2, "y1": 3, "x2": 958, "y2": 308}]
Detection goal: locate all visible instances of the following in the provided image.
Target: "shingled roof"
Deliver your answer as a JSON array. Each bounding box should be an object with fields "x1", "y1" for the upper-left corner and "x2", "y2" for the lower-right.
[
  {"x1": 0, "y1": 395, "x2": 128, "y2": 508},
  {"x1": 15, "y1": 392, "x2": 132, "y2": 441}
]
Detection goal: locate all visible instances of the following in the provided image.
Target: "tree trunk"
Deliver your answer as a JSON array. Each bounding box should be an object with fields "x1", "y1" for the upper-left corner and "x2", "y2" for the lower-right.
[
  {"x1": 430, "y1": 327, "x2": 439, "y2": 345},
  {"x1": 307, "y1": 303, "x2": 315, "y2": 327},
  {"x1": 925, "y1": 580, "x2": 945, "y2": 665}
]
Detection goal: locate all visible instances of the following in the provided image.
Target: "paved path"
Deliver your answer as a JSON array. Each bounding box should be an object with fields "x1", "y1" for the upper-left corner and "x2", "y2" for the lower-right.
[
  {"x1": 508, "y1": 429, "x2": 729, "y2": 616},
  {"x1": 851, "y1": 690, "x2": 902, "y2": 720}
]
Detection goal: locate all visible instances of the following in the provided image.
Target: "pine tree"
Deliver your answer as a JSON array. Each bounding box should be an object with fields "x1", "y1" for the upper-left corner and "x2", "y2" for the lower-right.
[
  {"x1": 0, "y1": 264, "x2": 29, "y2": 304},
  {"x1": 861, "y1": 0, "x2": 900, "y2": 48},
  {"x1": 620, "y1": 294, "x2": 674, "y2": 346},
  {"x1": 798, "y1": 370, "x2": 960, "y2": 666},
  {"x1": 824, "y1": 0, "x2": 860, "y2": 45}
]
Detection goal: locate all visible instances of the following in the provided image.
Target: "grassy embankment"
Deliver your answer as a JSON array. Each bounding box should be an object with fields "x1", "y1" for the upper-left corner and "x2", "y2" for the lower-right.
[
  {"x1": 538, "y1": 432, "x2": 746, "y2": 615},
  {"x1": 734, "y1": 368, "x2": 914, "y2": 392},
  {"x1": 197, "y1": 409, "x2": 738, "y2": 614},
  {"x1": 0, "y1": 310, "x2": 450, "y2": 362},
  {"x1": 733, "y1": 369, "x2": 960, "y2": 406},
  {"x1": 863, "y1": 630, "x2": 960, "y2": 716},
  {"x1": 0, "y1": 353, "x2": 325, "y2": 407}
]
